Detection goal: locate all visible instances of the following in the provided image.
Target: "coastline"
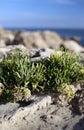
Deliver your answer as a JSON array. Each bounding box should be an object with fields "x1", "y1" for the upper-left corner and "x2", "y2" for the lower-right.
[
  {"x1": 0, "y1": 27, "x2": 84, "y2": 53},
  {"x1": 4, "y1": 27, "x2": 84, "y2": 46}
]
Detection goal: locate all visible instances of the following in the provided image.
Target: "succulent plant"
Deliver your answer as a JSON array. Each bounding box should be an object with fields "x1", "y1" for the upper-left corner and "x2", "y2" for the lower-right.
[
  {"x1": 12, "y1": 86, "x2": 31, "y2": 102},
  {"x1": 0, "y1": 49, "x2": 83, "y2": 102},
  {"x1": 41, "y1": 51, "x2": 84, "y2": 91},
  {"x1": 58, "y1": 83, "x2": 75, "y2": 102},
  {"x1": 0, "y1": 83, "x2": 4, "y2": 96}
]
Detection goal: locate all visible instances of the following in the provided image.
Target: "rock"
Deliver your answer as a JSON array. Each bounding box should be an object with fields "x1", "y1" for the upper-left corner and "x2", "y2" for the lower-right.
[
  {"x1": 69, "y1": 83, "x2": 84, "y2": 114},
  {"x1": 60, "y1": 40, "x2": 84, "y2": 53},
  {"x1": 70, "y1": 87, "x2": 84, "y2": 114},
  {"x1": 0, "y1": 39, "x2": 6, "y2": 47},
  {"x1": 0, "y1": 27, "x2": 4, "y2": 37},
  {"x1": 0, "y1": 27, "x2": 15, "y2": 46},
  {"x1": 12, "y1": 31, "x2": 48, "y2": 48},
  {"x1": 0, "y1": 95, "x2": 51, "y2": 129},
  {"x1": 0, "y1": 102, "x2": 19, "y2": 117},
  {"x1": 0, "y1": 44, "x2": 26, "y2": 57},
  {"x1": 28, "y1": 48, "x2": 55, "y2": 58},
  {"x1": 70, "y1": 84, "x2": 81, "y2": 94},
  {"x1": 12, "y1": 31, "x2": 62, "y2": 49},
  {"x1": 62, "y1": 37, "x2": 70, "y2": 41},
  {"x1": 0, "y1": 28, "x2": 84, "y2": 54},
  {"x1": 27, "y1": 48, "x2": 40, "y2": 57},
  {"x1": 0, "y1": 46, "x2": 55, "y2": 60},
  {"x1": 27, "y1": 48, "x2": 55, "y2": 63},
  {"x1": 0, "y1": 95, "x2": 83, "y2": 130},
  {"x1": 40, "y1": 31, "x2": 62, "y2": 49},
  {"x1": 71, "y1": 37, "x2": 80, "y2": 43},
  {"x1": 38, "y1": 48, "x2": 54, "y2": 58},
  {"x1": 10, "y1": 96, "x2": 52, "y2": 122}
]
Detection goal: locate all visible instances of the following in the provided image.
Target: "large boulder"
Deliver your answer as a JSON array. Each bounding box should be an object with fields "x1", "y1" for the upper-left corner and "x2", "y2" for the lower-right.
[
  {"x1": 60, "y1": 40, "x2": 84, "y2": 53},
  {"x1": 0, "y1": 27, "x2": 15, "y2": 46},
  {"x1": 12, "y1": 31, "x2": 62, "y2": 49},
  {"x1": 40, "y1": 31, "x2": 62, "y2": 49},
  {"x1": 71, "y1": 36, "x2": 80, "y2": 43}
]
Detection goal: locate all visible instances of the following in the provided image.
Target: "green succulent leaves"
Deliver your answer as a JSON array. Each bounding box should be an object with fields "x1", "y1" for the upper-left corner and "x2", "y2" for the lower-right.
[{"x1": 0, "y1": 49, "x2": 83, "y2": 102}]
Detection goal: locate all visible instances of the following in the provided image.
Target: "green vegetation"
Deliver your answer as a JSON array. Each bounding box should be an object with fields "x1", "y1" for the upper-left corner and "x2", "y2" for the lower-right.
[
  {"x1": 41, "y1": 52, "x2": 84, "y2": 91},
  {"x1": 0, "y1": 49, "x2": 84, "y2": 102}
]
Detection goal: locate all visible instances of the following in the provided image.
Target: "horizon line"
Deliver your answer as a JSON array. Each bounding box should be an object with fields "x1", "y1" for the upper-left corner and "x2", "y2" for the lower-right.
[{"x1": 4, "y1": 27, "x2": 84, "y2": 30}]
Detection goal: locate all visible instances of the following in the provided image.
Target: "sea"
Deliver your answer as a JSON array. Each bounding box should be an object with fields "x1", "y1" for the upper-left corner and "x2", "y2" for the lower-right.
[{"x1": 7, "y1": 28, "x2": 84, "y2": 46}]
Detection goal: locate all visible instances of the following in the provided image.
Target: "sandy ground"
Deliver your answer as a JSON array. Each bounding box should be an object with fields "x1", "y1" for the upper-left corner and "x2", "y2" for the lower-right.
[{"x1": 0, "y1": 96, "x2": 84, "y2": 130}]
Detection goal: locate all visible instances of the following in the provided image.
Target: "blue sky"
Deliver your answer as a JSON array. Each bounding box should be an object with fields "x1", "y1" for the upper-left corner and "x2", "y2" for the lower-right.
[{"x1": 0, "y1": 0, "x2": 84, "y2": 28}]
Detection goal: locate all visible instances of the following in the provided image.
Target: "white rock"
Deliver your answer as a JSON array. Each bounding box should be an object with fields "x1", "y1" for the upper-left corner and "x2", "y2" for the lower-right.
[
  {"x1": 11, "y1": 96, "x2": 51, "y2": 122},
  {"x1": 61, "y1": 40, "x2": 84, "y2": 53},
  {"x1": 0, "y1": 39, "x2": 6, "y2": 47},
  {"x1": 0, "y1": 45, "x2": 26, "y2": 56},
  {"x1": 38, "y1": 48, "x2": 54, "y2": 58},
  {"x1": 15, "y1": 31, "x2": 62, "y2": 49}
]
